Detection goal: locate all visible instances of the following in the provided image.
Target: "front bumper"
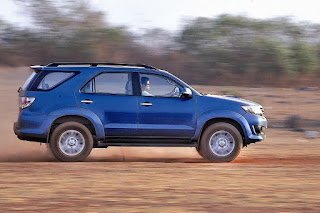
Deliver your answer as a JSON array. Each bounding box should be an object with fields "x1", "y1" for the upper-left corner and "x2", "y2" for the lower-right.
[{"x1": 239, "y1": 113, "x2": 267, "y2": 144}]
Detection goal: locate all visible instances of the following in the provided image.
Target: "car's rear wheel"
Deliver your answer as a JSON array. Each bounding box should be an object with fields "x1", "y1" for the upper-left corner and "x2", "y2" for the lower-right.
[
  {"x1": 198, "y1": 122, "x2": 242, "y2": 162},
  {"x1": 50, "y1": 122, "x2": 93, "y2": 162}
]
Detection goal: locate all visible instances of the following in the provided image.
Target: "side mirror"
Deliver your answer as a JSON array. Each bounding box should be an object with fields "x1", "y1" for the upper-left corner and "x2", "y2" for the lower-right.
[{"x1": 181, "y1": 88, "x2": 192, "y2": 99}]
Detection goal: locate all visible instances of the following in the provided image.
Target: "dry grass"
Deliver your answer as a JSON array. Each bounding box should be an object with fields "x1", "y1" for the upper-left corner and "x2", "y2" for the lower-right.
[
  {"x1": 0, "y1": 67, "x2": 320, "y2": 212},
  {"x1": 193, "y1": 85, "x2": 320, "y2": 129}
]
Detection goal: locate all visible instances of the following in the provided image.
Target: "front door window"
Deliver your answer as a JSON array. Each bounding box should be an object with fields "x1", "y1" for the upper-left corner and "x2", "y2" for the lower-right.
[{"x1": 139, "y1": 74, "x2": 181, "y2": 98}]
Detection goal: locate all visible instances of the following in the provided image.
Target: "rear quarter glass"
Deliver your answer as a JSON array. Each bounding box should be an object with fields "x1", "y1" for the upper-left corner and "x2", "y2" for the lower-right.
[
  {"x1": 29, "y1": 71, "x2": 78, "y2": 91},
  {"x1": 22, "y1": 71, "x2": 38, "y2": 91},
  {"x1": 37, "y1": 72, "x2": 74, "y2": 90}
]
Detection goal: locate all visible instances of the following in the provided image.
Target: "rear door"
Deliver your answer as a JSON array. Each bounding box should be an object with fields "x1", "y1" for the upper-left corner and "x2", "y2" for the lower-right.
[
  {"x1": 137, "y1": 73, "x2": 196, "y2": 138},
  {"x1": 76, "y1": 72, "x2": 138, "y2": 137}
]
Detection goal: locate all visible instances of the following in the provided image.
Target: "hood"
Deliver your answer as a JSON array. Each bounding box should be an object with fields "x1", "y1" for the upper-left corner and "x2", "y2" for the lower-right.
[
  {"x1": 196, "y1": 93, "x2": 262, "y2": 117},
  {"x1": 204, "y1": 94, "x2": 260, "y2": 106}
]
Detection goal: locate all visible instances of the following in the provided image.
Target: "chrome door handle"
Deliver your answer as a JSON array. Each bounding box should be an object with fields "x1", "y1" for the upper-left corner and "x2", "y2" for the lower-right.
[
  {"x1": 81, "y1": 99, "x2": 93, "y2": 104},
  {"x1": 140, "y1": 102, "x2": 152, "y2": 106}
]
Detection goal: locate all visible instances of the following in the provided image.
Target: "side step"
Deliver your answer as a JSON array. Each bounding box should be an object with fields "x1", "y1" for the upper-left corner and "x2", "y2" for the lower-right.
[{"x1": 95, "y1": 138, "x2": 198, "y2": 148}]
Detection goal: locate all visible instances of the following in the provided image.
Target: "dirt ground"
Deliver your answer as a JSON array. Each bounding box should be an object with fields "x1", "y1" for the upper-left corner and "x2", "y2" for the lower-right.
[{"x1": 0, "y1": 67, "x2": 319, "y2": 212}]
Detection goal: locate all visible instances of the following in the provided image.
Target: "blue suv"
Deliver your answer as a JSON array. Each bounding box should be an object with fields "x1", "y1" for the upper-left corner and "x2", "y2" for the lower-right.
[{"x1": 14, "y1": 62, "x2": 267, "y2": 162}]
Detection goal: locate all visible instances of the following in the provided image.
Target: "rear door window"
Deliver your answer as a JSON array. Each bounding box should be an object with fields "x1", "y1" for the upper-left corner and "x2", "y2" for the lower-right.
[
  {"x1": 37, "y1": 72, "x2": 74, "y2": 90},
  {"x1": 82, "y1": 73, "x2": 133, "y2": 95}
]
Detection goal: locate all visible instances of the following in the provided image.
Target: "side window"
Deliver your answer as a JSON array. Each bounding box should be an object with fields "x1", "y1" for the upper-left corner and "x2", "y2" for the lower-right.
[
  {"x1": 140, "y1": 74, "x2": 182, "y2": 97},
  {"x1": 82, "y1": 73, "x2": 132, "y2": 95},
  {"x1": 22, "y1": 72, "x2": 37, "y2": 91},
  {"x1": 82, "y1": 79, "x2": 94, "y2": 93},
  {"x1": 37, "y1": 72, "x2": 74, "y2": 90}
]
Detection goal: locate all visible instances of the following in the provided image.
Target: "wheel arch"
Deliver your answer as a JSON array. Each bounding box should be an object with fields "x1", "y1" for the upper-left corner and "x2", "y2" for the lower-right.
[
  {"x1": 48, "y1": 115, "x2": 97, "y2": 144},
  {"x1": 197, "y1": 117, "x2": 246, "y2": 148}
]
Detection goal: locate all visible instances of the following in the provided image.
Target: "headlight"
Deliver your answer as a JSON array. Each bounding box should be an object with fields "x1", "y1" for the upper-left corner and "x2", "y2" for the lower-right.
[{"x1": 242, "y1": 105, "x2": 264, "y2": 116}]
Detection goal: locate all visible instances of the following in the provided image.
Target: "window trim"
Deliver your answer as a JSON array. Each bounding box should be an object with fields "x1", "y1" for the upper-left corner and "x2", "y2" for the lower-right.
[
  {"x1": 137, "y1": 72, "x2": 185, "y2": 99},
  {"x1": 80, "y1": 72, "x2": 135, "y2": 96},
  {"x1": 30, "y1": 71, "x2": 79, "y2": 91}
]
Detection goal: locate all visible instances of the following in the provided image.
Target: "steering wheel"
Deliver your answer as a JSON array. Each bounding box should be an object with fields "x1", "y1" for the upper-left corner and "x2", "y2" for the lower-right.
[{"x1": 165, "y1": 87, "x2": 180, "y2": 97}]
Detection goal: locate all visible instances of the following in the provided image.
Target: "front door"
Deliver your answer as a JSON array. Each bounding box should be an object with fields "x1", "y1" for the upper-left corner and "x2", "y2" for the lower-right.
[
  {"x1": 76, "y1": 72, "x2": 138, "y2": 137},
  {"x1": 137, "y1": 73, "x2": 196, "y2": 138}
]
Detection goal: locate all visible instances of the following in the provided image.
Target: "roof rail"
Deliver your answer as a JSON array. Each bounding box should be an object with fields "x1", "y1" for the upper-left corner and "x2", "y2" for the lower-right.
[{"x1": 46, "y1": 62, "x2": 158, "y2": 70}]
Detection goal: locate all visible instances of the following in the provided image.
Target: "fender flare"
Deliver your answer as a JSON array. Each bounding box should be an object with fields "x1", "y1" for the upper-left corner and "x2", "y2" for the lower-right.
[
  {"x1": 192, "y1": 110, "x2": 250, "y2": 141},
  {"x1": 42, "y1": 107, "x2": 105, "y2": 141}
]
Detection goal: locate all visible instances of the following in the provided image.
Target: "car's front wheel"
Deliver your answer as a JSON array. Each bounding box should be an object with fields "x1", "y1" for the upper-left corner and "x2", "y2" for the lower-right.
[
  {"x1": 198, "y1": 122, "x2": 242, "y2": 162},
  {"x1": 50, "y1": 122, "x2": 93, "y2": 162}
]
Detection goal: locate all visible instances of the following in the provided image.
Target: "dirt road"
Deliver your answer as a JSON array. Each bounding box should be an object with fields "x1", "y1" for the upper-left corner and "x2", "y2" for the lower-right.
[{"x1": 0, "y1": 68, "x2": 319, "y2": 212}]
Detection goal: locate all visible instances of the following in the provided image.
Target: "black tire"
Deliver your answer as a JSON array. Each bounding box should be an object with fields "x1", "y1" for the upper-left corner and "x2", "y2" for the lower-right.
[
  {"x1": 198, "y1": 122, "x2": 242, "y2": 162},
  {"x1": 50, "y1": 122, "x2": 93, "y2": 162}
]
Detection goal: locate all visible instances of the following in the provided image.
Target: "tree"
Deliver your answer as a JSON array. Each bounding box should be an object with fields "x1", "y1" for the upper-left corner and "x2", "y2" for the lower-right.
[
  {"x1": 176, "y1": 14, "x2": 320, "y2": 78},
  {"x1": 12, "y1": 0, "x2": 133, "y2": 63},
  {"x1": 290, "y1": 42, "x2": 318, "y2": 74}
]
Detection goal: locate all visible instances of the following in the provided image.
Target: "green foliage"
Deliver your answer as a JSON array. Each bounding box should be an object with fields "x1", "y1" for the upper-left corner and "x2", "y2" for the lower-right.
[
  {"x1": 178, "y1": 15, "x2": 320, "y2": 76},
  {"x1": 6, "y1": 0, "x2": 132, "y2": 64},
  {"x1": 0, "y1": 2, "x2": 320, "y2": 85},
  {"x1": 290, "y1": 42, "x2": 318, "y2": 74}
]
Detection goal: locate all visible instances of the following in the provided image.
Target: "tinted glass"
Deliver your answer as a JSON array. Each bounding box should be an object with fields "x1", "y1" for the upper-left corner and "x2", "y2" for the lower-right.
[
  {"x1": 140, "y1": 74, "x2": 182, "y2": 97},
  {"x1": 37, "y1": 72, "x2": 74, "y2": 90},
  {"x1": 22, "y1": 72, "x2": 37, "y2": 91},
  {"x1": 82, "y1": 79, "x2": 94, "y2": 93},
  {"x1": 94, "y1": 73, "x2": 132, "y2": 95}
]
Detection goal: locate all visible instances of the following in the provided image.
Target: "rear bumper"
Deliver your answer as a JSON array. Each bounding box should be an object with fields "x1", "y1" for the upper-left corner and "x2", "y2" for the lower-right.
[
  {"x1": 13, "y1": 122, "x2": 46, "y2": 143},
  {"x1": 13, "y1": 122, "x2": 20, "y2": 136}
]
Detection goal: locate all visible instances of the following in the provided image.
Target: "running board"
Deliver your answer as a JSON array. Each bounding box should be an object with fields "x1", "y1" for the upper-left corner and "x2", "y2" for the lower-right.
[{"x1": 95, "y1": 138, "x2": 197, "y2": 148}]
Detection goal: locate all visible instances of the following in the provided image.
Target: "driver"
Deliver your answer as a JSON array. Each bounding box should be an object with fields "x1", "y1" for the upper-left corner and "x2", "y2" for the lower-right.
[
  {"x1": 141, "y1": 77, "x2": 153, "y2": 96},
  {"x1": 141, "y1": 76, "x2": 180, "y2": 97}
]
